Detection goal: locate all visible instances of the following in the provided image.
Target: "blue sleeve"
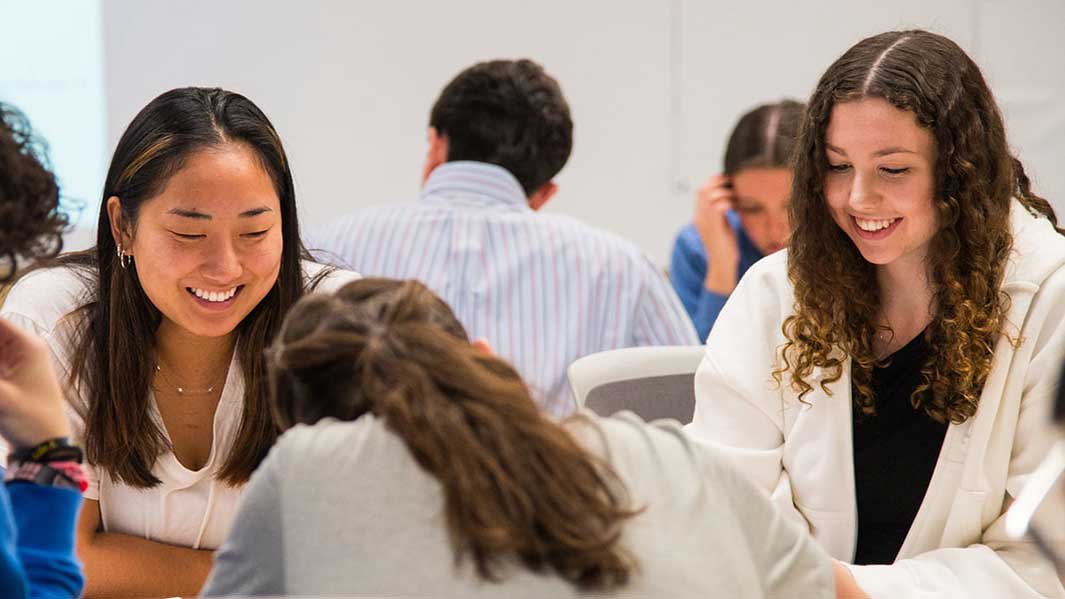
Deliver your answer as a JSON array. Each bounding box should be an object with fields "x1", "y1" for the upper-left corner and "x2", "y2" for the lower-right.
[
  {"x1": 7, "y1": 484, "x2": 83, "y2": 599},
  {"x1": 1, "y1": 487, "x2": 28, "y2": 599},
  {"x1": 669, "y1": 226, "x2": 729, "y2": 342}
]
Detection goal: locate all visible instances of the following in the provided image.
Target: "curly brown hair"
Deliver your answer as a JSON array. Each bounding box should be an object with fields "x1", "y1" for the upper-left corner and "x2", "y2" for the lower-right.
[
  {"x1": 0, "y1": 103, "x2": 66, "y2": 281},
  {"x1": 778, "y1": 30, "x2": 1060, "y2": 423},
  {"x1": 269, "y1": 278, "x2": 640, "y2": 590}
]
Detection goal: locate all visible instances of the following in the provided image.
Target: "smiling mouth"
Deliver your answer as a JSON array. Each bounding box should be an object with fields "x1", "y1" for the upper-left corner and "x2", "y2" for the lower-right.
[
  {"x1": 186, "y1": 285, "x2": 244, "y2": 304},
  {"x1": 851, "y1": 215, "x2": 902, "y2": 239},
  {"x1": 854, "y1": 217, "x2": 900, "y2": 232}
]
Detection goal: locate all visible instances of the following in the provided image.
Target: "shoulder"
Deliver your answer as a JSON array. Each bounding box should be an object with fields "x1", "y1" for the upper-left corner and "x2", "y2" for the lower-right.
[
  {"x1": 1005, "y1": 201, "x2": 1065, "y2": 287},
  {"x1": 729, "y1": 250, "x2": 791, "y2": 306},
  {"x1": 564, "y1": 410, "x2": 748, "y2": 495},
  {"x1": 545, "y1": 215, "x2": 662, "y2": 273},
  {"x1": 1, "y1": 265, "x2": 93, "y2": 335},
  {"x1": 672, "y1": 223, "x2": 705, "y2": 257},
  {"x1": 702, "y1": 251, "x2": 792, "y2": 368},
  {"x1": 301, "y1": 259, "x2": 361, "y2": 294},
  {"x1": 312, "y1": 204, "x2": 422, "y2": 234},
  {"x1": 268, "y1": 416, "x2": 391, "y2": 475},
  {"x1": 566, "y1": 411, "x2": 703, "y2": 474}
]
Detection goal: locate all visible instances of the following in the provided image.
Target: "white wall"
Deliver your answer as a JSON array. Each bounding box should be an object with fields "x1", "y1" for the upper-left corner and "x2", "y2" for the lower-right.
[
  {"x1": 0, "y1": 0, "x2": 105, "y2": 247},
  {"x1": 100, "y1": 0, "x2": 1065, "y2": 266}
]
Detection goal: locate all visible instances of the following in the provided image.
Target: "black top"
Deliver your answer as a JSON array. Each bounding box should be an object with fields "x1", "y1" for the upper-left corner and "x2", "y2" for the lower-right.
[{"x1": 852, "y1": 330, "x2": 949, "y2": 565}]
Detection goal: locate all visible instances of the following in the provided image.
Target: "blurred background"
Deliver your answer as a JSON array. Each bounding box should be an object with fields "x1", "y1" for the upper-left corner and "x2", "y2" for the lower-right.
[{"x1": 3, "y1": 0, "x2": 1063, "y2": 266}]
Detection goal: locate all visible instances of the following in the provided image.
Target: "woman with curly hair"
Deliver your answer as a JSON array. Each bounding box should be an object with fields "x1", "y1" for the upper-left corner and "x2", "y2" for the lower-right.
[
  {"x1": 687, "y1": 30, "x2": 1065, "y2": 598},
  {"x1": 0, "y1": 102, "x2": 84, "y2": 598},
  {"x1": 202, "y1": 278, "x2": 834, "y2": 598}
]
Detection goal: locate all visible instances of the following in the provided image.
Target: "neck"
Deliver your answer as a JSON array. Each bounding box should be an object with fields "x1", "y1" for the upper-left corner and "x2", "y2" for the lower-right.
[
  {"x1": 875, "y1": 253, "x2": 934, "y2": 333},
  {"x1": 155, "y1": 320, "x2": 236, "y2": 386}
]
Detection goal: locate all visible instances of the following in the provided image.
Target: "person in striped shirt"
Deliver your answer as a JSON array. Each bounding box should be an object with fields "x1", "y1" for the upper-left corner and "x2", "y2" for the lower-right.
[{"x1": 309, "y1": 59, "x2": 698, "y2": 417}]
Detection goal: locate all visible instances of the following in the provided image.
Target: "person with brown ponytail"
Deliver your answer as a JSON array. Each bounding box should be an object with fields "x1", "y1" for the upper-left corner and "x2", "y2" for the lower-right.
[
  {"x1": 687, "y1": 30, "x2": 1065, "y2": 598},
  {"x1": 202, "y1": 278, "x2": 835, "y2": 598}
]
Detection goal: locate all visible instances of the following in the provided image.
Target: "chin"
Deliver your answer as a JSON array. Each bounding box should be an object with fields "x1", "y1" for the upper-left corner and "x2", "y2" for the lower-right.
[{"x1": 854, "y1": 247, "x2": 899, "y2": 266}]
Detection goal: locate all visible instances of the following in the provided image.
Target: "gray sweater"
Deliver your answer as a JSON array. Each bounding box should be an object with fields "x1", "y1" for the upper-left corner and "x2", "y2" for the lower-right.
[{"x1": 202, "y1": 411, "x2": 833, "y2": 598}]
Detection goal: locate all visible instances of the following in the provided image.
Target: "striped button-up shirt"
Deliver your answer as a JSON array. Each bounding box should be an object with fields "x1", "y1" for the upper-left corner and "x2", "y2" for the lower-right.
[{"x1": 309, "y1": 161, "x2": 699, "y2": 416}]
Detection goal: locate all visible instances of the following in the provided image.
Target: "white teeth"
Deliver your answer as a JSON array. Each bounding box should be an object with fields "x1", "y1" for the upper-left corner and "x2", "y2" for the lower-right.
[
  {"x1": 190, "y1": 286, "x2": 238, "y2": 303},
  {"x1": 855, "y1": 217, "x2": 897, "y2": 232}
]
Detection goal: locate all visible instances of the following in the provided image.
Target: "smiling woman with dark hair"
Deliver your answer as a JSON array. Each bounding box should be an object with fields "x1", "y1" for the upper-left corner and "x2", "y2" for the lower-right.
[{"x1": 0, "y1": 88, "x2": 359, "y2": 598}]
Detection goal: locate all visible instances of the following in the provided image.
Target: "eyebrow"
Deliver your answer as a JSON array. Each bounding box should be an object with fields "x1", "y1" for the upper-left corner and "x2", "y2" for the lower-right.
[
  {"x1": 166, "y1": 206, "x2": 274, "y2": 220},
  {"x1": 825, "y1": 143, "x2": 917, "y2": 157}
]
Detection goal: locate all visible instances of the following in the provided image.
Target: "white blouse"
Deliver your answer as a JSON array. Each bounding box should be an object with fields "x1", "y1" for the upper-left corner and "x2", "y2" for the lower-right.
[{"x1": 1, "y1": 260, "x2": 360, "y2": 550}]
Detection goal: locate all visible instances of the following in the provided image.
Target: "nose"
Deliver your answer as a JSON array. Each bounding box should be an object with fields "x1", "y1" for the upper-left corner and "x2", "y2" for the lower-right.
[
  {"x1": 848, "y1": 171, "x2": 879, "y2": 212},
  {"x1": 201, "y1": 236, "x2": 243, "y2": 283}
]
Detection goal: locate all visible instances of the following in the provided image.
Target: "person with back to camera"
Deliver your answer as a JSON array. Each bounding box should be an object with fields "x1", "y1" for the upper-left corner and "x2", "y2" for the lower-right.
[
  {"x1": 309, "y1": 59, "x2": 698, "y2": 417},
  {"x1": 200, "y1": 277, "x2": 846, "y2": 598},
  {"x1": 0, "y1": 88, "x2": 360, "y2": 597},
  {"x1": 0, "y1": 102, "x2": 85, "y2": 599},
  {"x1": 686, "y1": 30, "x2": 1065, "y2": 598},
  {"x1": 670, "y1": 100, "x2": 804, "y2": 341}
]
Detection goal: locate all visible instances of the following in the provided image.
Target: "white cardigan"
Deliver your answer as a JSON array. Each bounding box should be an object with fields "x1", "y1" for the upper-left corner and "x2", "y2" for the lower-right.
[{"x1": 687, "y1": 201, "x2": 1065, "y2": 598}]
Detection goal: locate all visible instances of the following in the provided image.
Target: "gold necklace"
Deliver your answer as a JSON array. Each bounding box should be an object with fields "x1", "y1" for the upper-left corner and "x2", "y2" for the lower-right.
[{"x1": 154, "y1": 362, "x2": 226, "y2": 395}]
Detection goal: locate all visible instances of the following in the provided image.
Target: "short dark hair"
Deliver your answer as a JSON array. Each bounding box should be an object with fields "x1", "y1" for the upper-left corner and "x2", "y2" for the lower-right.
[
  {"x1": 723, "y1": 100, "x2": 805, "y2": 175},
  {"x1": 0, "y1": 103, "x2": 66, "y2": 281},
  {"x1": 429, "y1": 59, "x2": 573, "y2": 195}
]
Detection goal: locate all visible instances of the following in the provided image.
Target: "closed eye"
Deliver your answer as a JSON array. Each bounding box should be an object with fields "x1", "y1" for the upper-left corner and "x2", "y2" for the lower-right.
[
  {"x1": 827, "y1": 163, "x2": 851, "y2": 173},
  {"x1": 880, "y1": 167, "x2": 910, "y2": 175},
  {"x1": 241, "y1": 230, "x2": 270, "y2": 239},
  {"x1": 171, "y1": 231, "x2": 205, "y2": 240}
]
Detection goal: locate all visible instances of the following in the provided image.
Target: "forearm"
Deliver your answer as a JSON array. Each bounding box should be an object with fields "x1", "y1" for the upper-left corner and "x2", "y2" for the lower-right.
[
  {"x1": 78, "y1": 530, "x2": 213, "y2": 598},
  {"x1": 703, "y1": 263, "x2": 737, "y2": 296}
]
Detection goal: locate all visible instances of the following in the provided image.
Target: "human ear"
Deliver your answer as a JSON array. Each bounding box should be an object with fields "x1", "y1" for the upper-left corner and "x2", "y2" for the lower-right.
[
  {"x1": 471, "y1": 337, "x2": 495, "y2": 356},
  {"x1": 421, "y1": 127, "x2": 450, "y2": 184},
  {"x1": 106, "y1": 196, "x2": 133, "y2": 254},
  {"x1": 527, "y1": 181, "x2": 558, "y2": 211}
]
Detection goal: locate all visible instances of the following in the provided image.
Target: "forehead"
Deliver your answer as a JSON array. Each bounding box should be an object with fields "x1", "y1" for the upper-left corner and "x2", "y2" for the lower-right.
[
  {"x1": 731, "y1": 168, "x2": 791, "y2": 203},
  {"x1": 143, "y1": 143, "x2": 281, "y2": 218},
  {"x1": 825, "y1": 97, "x2": 934, "y2": 154}
]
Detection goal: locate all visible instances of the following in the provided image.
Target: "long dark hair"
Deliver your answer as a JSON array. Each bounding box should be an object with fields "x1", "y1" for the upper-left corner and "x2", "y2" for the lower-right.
[
  {"x1": 268, "y1": 278, "x2": 640, "y2": 590},
  {"x1": 0, "y1": 102, "x2": 66, "y2": 281},
  {"x1": 58, "y1": 87, "x2": 324, "y2": 486},
  {"x1": 778, "y1": 30, "x2": 1059, "y2": 423}
]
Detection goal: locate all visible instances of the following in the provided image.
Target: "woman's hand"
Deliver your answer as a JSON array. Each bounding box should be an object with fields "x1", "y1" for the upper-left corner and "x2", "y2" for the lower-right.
[
  {"x1": 693, "y1": 174, "x2": 741, "y2": 295},
  {"x1": 0, "y1": 316, "x2": 70, "y2": 451}
]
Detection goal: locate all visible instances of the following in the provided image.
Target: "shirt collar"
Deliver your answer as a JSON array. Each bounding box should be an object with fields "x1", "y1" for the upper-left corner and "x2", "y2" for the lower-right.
[{"x1": 420, "y1": 161, "x2": 530, "y2": 212}]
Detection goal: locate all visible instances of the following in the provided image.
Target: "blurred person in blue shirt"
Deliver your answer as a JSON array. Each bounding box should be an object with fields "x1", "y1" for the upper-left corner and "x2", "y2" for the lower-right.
[
  {"x1": 670, "y1": 100, "x2": 804, "y2": 341},
  {"x1": 0, "y1": 102, "x2": 85, "y2": 599}
]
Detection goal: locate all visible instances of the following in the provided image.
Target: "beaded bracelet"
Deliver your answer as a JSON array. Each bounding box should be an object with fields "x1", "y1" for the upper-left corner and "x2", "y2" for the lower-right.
[{"x1": 3, "y1": 460, "x2": 88, "y2": 493}]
